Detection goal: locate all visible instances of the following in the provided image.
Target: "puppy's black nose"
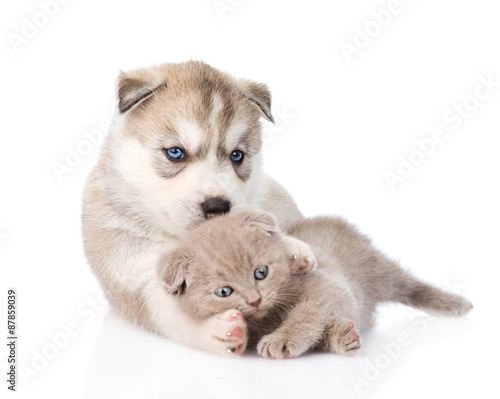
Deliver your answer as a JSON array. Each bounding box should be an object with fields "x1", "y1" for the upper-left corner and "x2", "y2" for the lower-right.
[{"x1": 201, "y1": 197, "x2": 231, "y2": 218}]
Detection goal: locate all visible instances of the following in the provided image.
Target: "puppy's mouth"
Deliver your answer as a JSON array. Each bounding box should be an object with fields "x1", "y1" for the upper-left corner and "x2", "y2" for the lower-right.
[{"x1": 179, "y1": 210, "x2": 225, "y2": 229}]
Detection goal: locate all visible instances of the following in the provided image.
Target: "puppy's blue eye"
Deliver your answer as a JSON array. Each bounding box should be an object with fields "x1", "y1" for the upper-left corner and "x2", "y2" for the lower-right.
[
  {"x1": 254, "y1": 265, "x2": 268, "y2": 281},
  {"x1": 165, "y1": 147, "x2": 184, "y2": 160},
  {"x1": 215, "y1": 286, "x2": 234, "y2": 297},
  {"x1": 230, "y1": 150, "x2": 244, "y2": 163}
]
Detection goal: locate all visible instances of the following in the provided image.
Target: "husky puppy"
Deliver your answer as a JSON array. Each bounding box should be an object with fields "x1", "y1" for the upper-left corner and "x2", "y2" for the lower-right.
[
  {"x1": 158, "y1": 207, "x2": 473, "y2": 359},
  {"x1": 82, "y1": 61, "x2": 313, "y2": 356}
]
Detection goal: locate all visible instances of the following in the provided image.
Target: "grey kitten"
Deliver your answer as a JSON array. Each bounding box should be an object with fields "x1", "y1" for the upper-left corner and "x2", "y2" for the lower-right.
[{"x1": 157, "y1": 207, "x2": 473, "y2": 359}]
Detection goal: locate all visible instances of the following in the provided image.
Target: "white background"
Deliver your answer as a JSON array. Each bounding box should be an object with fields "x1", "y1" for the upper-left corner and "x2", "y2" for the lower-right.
[{"x1": 2, "y1": 0, "x2": 499, "y2": 398}]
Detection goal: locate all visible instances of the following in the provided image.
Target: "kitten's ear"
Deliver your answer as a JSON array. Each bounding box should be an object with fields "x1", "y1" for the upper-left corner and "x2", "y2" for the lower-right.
[
  {"x1": 157, "y1": 246, "x2": 192, "y2": 295},
  {"x1": 235, "y1": 207, "x2": 279, "y2": 235}
]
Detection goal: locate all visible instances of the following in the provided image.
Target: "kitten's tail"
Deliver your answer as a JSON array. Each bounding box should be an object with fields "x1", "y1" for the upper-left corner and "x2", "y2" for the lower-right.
[{"x1": 385, "y1": 265, "x2": 473, "y2": 317}]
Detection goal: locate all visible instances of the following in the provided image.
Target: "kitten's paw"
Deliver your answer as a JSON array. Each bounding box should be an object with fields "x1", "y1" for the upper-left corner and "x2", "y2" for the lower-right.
[
  {"x1": 207, "y1": 309, "x2": 248, "y2": 357},
  {"x1": 257, "y1": 332, "x2": 309, "y2": 359},
  {"x1": 326, "y1": 318, "x2": 361, "y2": 356},
  {"x1": 285, "y1": 237, "x2": 317, "y2": 274}
]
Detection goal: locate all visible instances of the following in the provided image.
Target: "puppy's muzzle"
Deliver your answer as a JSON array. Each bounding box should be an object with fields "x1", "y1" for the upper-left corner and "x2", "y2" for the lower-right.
[{"x1": 202, "y1": 197, "x2": 231, "y2": 219}]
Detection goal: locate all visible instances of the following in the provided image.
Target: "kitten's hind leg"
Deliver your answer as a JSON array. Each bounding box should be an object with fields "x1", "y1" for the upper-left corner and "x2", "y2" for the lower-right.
[{"x1": 322, "y1": 318, "x2": 361, "y2": 356}]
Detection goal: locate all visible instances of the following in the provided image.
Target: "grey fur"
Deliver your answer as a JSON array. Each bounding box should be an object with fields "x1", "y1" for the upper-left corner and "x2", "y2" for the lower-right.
[{"x1": 158, "y1": 207, "x2": 473, "y2": 359}]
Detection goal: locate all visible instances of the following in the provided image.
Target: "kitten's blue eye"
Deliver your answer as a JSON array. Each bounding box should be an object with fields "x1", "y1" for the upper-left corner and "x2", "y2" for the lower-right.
[
  {"x1": 215, "y1": 286, "x2": 234, "y2": 297},
  {"x1": 254, "y1": 265, "x2": 268, "y2": 281},
  {"x1": 165, "y1": 147, "x2": 184, "y2": 160},
  {"x1": 230, "y1": 150, "x2": 244, "y2": 163}
]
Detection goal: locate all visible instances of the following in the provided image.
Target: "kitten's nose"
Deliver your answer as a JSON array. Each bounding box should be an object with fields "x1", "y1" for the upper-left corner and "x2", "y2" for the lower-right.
[
  {"x1": 248, "y1": 297, "x2": 262, "y2": 308},
  {"x1": 201, "y1": 197, "x2": 231, "y2": 219}
]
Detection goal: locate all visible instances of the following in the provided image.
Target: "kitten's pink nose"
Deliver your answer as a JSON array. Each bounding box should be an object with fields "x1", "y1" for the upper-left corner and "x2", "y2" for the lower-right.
[{"x1": 248, "y1": 297, "x2": 262, "y2": 308}]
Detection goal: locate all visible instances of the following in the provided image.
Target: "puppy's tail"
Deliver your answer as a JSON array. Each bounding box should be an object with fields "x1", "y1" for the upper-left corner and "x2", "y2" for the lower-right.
[{"x1": 387, "y1": 267, "x2": 473, "y2": 317}]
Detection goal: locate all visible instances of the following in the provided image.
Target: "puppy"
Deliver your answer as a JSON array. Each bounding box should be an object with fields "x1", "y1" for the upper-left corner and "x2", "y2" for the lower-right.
[{"x1": 81, "y1": 61, "x2": 312, "y2": 355}]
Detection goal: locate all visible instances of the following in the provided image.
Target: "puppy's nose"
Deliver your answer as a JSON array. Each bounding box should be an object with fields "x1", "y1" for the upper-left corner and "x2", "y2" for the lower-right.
[{"x1": 201, "y1": 197, "x2": 231, "y2": 218}]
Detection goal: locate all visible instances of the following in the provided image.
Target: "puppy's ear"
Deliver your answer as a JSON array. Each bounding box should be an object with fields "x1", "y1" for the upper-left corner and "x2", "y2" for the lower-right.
[
  {"x1": 238, "y1": 79, "x2": 274, "y2": 123},
  {"x1": 157, "y1": 246, "x2": 192, "y2": 295},
  {"x1": 234, "y1": 206, "x2": 279, "y2": 235},
  {"x1": 117, "y1": 69, "x2": 166, "y2": 113}
]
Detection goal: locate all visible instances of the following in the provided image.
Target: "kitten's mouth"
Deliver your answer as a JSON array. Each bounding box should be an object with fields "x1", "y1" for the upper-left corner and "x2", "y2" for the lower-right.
[{"x1": 246, "y1": 307, "x2": 268, "y2": 320}]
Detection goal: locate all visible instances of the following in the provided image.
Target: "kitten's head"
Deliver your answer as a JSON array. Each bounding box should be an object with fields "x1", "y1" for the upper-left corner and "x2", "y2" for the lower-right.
[{"x1": 157, "y1": 207, "x2": 294, "y2": 320}]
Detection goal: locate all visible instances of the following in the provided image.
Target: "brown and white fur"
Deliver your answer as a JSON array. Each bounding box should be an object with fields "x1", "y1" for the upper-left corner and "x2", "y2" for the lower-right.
[
  {"x1": 81, "y1": 61, "x2": 314, "y2": 356},
  {"x1": 158, "y1": 207, "x2": 473, "y2": 359}
]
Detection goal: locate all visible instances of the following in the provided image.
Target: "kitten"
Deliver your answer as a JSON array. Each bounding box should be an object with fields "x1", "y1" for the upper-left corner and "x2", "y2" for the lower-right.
[{"x1": 157, "y1": 207, "x2": 473, "y2": 359}]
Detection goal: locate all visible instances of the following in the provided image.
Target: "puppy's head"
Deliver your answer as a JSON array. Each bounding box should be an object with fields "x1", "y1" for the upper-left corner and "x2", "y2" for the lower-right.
[{"x1": 108, "y1": 61, "x2": 274, "y2": 235}]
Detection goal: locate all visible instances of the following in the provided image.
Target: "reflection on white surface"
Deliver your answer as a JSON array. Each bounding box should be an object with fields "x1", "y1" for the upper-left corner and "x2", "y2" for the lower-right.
[{"x1": 83, "y1": 307, "x2": 474, "y2": 399}]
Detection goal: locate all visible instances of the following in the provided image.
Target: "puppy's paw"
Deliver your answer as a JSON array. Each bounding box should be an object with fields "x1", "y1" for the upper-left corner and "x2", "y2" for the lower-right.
[
  {"x1": 257, "y1": 332, "x2": 309, "y2": 359},
  {"x1": 325, "y1": 318, "x2": 361, "y2": 356},
  {"x1": 206, "y1": 309, "x2": 248, "y2": 357},
  {"x1": 285, "y1": 237, "x2": 317, "y2": 274}
]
